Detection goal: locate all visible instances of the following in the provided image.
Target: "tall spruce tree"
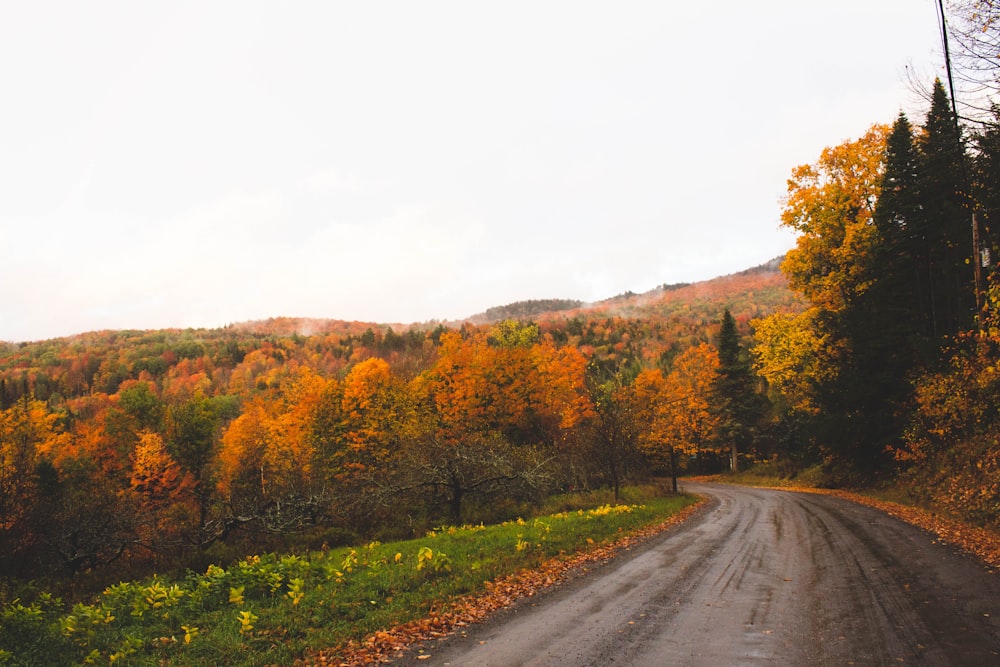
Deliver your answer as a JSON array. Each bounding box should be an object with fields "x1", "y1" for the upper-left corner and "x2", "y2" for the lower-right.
[
  {"x1": 860, "y1": 113, "x2": 926, "y2": 365},
  {"x1": 713, "y1": 309, "x2": 759, "y2": 472},
  {"x1": 834, "y1": 113, "x2": 925, "y2": 476},
  {"x1": 916, "y1": 79, "x2": 976, "y2": 338},
  {"x1": 870, "y1": 112, "x2": 922, "y2": 336}
]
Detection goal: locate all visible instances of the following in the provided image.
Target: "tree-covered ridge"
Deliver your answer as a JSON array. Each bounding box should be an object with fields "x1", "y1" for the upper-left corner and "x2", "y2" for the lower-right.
[
  {"x1": 558, "y1": 263, "x2": 803, "y2": 325},
  {"x1": 0, "y1": 265, "x2": 796, "y2": 408},
  {"x1": 469, "y1": 299, "x2": 586, "y2": 324}
]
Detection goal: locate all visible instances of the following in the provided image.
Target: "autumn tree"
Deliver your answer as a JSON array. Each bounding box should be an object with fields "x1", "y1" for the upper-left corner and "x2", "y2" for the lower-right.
[
  {"x1": 529, "y1": 339, "x2": 591, "y2": 445},
  {"x1": 217, "y1": 399, "x2": 270, "y2": 519},
  {"x1": 340, "y1": 357, "x2": 415, "y2": 469},
  {"x1": 129, "y1": 430, "x2": 194, "y2": 552},
  {"x1": 216, "y1": 368, "x2": 331, "y2": 537},
  {"x1": 633, "y1": 344, "x2": 723, "y2": 490},
  {"x1": 165, "y1": 393, "x2": 237, "y2": 532},
  {"x1": 0, "y1": 395, "x2": 139, "y2": 576},
  {"x1": 750, "y1": 309, "x2": 828, "y2": 466},
  {"x1": 666, "y1": 345, "x2": 722, "y2": 467},
  {"x1": 772, "y1": 124, "x2": 894, "y2": 475},
  {"x1": 401, "y1": 326, "x2": 588, "y2": 521},
  {"x1": 0, "y1": 397, "x2": 52, "y2": 574},
  {"x1": 102, "y1": 381, "x2": 166, "y2": 482},
  {"x1": 633, "y1": 368, "x2": 678, "y2": 489},
  {"x1": 780, "y1": 123, "x2": 889, "y2": 312},
  {"x1": 583, "y1": 370, "x2": 640, "y2": 501}
]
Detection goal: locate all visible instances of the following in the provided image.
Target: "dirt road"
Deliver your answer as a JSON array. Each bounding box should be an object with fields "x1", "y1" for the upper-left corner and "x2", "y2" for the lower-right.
[{"x1": 396, "y1": 483, "x2": 1000, "y2": 666}]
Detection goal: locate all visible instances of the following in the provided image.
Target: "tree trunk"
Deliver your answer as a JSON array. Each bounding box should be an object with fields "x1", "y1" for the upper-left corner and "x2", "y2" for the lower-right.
[
  {"x1": 449, "y1": 472, "x2": 463, "y2": 524},
  {"x1": 670, "y1": 446, "x2": 678, "y2": 494}
]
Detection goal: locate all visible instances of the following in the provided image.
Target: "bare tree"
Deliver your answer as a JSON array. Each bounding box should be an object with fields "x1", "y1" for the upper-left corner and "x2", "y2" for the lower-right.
[{"x1": 942, "y1": 1, "x2": 1000, "y2": 118}]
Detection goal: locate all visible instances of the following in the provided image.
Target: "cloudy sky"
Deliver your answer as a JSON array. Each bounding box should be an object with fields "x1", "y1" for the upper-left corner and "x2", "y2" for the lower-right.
[{"x1": 1, "y1": 2, "x2": 946, "y2": 342}]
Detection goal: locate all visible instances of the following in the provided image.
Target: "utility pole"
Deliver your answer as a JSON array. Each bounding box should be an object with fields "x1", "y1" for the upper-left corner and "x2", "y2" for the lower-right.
[{"x1": 937, "y1": 0, "x2": 988, "y2": 324}]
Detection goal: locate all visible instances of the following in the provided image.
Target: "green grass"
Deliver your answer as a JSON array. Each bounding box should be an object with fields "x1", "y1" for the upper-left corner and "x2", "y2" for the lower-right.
[
  {"x1": 0, "y1": 489, "x2": 696, "y2": 667},
  {"x1": 716, "y1": 462, "x2": 826, "y2": 489}
]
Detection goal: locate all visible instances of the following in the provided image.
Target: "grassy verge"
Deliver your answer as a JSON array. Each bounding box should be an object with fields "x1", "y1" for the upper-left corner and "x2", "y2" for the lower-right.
[
  {"x1": 714, "y1": 462, "x2": 827, "y2": 490},
  {"x1": 1, "y1": 489, "x2": 697, "y2": 667}
]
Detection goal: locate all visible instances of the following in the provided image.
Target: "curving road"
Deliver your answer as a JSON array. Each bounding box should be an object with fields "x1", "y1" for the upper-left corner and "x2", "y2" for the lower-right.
[{"x1": 395, "y1": 483, "x2": 1000, "y2": 666}]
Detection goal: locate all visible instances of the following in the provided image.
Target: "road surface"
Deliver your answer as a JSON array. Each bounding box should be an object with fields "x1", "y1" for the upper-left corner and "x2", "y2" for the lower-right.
[{"x1": 395, "y1": 483, "x2": 1000, "y2": 666}]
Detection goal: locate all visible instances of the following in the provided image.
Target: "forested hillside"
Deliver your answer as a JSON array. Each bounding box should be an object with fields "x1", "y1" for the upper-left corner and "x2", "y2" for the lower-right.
[{"x1": 0, "y1": 263, "x2": 797, "y2": 589}]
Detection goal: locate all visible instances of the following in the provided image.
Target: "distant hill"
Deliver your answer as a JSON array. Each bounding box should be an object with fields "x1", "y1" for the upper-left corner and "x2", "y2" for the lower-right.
[
  {"x1": 0, "y1": 256, "x2": 803, "y2": 350},
  {"x1": 215, "y1": 258, "x2": 798, "y2": 337},
  {"x1": 467, "y1": 299, "x2": 585, "y2": 325},
  {"x1": 463, "y1": 256, "x2": 801, "y2": 327},
  {"x1": 225, "y1": 317, "x2": 413, "y2": 339}
]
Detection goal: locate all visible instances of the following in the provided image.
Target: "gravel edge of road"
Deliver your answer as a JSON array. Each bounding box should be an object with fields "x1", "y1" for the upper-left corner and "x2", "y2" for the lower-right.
[{"x1": 301, "y1": 499, "x2": 709, "y2": 666}]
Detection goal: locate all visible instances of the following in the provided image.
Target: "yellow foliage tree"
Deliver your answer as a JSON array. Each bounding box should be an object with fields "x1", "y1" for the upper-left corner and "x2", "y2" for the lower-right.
[{"x1": 751, "y1": 308, "x2": 834, "y2": 415}]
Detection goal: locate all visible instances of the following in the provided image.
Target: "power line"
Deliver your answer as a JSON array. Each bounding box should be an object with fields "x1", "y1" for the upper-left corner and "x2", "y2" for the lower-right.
[{"x1": 936, "y1": 0, "x2": 987, "y2": 322}]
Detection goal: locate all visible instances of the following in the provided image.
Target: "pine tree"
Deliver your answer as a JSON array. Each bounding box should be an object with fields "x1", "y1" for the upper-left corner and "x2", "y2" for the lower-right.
[
  {"x1": 915, "y1": 79, "x2": 976, "y2": 338},
  {"x1": 713, "y1": 309, "x2": 759, "y2": 472},
  {"x1": 859, "y1": 113, "x2": 927, "y2": 368},
  {"x1": 871, "y1": 113, "x2": 921, "y2": 332}
]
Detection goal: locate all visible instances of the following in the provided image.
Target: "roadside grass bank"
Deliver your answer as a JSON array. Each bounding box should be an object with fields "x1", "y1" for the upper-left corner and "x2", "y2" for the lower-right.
[
  {"x1": 0, "y1": 487, "x2": 698, "y2": 667},
  {"x1": 712, "y1": 464, "x2": 1000, "y2": 570},
  {"x1": 710, "y1": 461, "x2": 827, "y2": 490}
]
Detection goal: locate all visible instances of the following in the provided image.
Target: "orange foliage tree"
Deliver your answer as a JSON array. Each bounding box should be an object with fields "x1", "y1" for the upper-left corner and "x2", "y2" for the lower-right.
[
  {"x1": 217, "y1": 368, "x2": 331, "y2": 534},
  {"x1": 129, "y1": 430, "x2": 196, "y2": 553},
  {"x1": 406, "y1": 324, "x2": 590, "y2": 520},
  {"x1": 634, "y1": 344, "x2": 721, "y2": 490}
]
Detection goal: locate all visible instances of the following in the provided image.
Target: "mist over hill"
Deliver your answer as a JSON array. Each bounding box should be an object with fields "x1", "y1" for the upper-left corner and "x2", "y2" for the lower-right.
[
  {"x1": 213, "y1": 255, "x2": 797, "y2": 339},
  {"x1": 462, "y1": 255, "x2": 797, "y2": 329}
]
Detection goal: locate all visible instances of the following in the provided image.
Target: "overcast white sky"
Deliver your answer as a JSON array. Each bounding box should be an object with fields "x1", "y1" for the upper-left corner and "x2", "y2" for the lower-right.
[{"x1": 1, "y1": 2, "x2": 945, "y2": 342}]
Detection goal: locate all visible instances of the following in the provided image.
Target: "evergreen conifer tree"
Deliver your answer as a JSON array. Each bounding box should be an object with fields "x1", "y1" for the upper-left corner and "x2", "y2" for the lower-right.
[
  {"x1": 916, "y1": 79, "x2": 976, "y2": 337},
  {"x1": 831, "y1": 113, "x2": 926, "y2": 477},
  {"x1": 713, "y1": 309, "x2": 759, "y2": 472}
]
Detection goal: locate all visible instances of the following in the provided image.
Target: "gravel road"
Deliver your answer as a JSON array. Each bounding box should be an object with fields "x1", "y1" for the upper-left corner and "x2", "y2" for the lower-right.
[{"x1": 395, "y1": 483, "x2": 1000, "y2": 666}]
